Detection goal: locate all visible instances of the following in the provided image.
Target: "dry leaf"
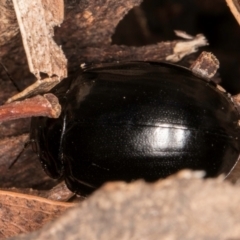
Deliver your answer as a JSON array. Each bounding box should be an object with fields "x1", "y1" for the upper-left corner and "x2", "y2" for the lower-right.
[
  {"x1": 4, "y1": 182, "x2": 78, "y2": 202},
  {"x1": 0, "y1": 190, "x2": 75, "y2": 239}
]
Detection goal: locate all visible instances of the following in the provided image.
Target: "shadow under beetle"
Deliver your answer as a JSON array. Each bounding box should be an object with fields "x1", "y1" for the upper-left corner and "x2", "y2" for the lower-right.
[{"x1": 31, "y1": 61, "x2": 240, "y2": 195}]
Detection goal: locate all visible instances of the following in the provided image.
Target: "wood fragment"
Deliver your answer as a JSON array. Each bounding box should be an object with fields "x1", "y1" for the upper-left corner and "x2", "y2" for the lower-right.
[
  {"x1": 12, "y1": 0, "x2": 67, "y2": 79},
  {"x1": 216, "y1": 84, "x2": 227, "y2": 93},
  {"x1": 174, "y1": 30, "x2": 196, "y2": 40},
  {"x1": 6, "y1": 77, "x2": 60, "y2": 103},
  {"x1": 40, "y1": 182, "x2": 75, "y2": 202},
  {"x1": 74, "y1": 32, "x2": 208, "y2": 64},
  {"x1": 0, "y1": 94, "x2": 61, "y2": 123},
  {"x1": 225, "y1": 0, "x2": 240, "y2": 25},
  {"x1": 190, "y1": 51, "x2": 220, "y2": 80},
  {"x1": 166, "y1": 33, "x2": 208, "y2": 62}
]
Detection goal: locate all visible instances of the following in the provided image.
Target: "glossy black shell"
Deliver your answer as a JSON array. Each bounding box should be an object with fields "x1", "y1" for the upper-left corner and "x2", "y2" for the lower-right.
[{"x1": 31, "y1": 62, "x2": 240, "y2": 194}]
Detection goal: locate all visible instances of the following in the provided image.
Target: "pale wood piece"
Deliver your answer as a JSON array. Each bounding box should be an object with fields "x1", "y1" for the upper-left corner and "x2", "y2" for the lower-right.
[
  {"x1": 12, "y1": 0, "x2": 67, "y2": 80},
  {"x1": 6, "y1": 77, "x2": 60, "y2": 103},
  {"x1": 190, "y1": 51, "x2": 220, "y2": 80},
  {"x1": 225, "y1": 0, "x2": 240, "y2": 25}
]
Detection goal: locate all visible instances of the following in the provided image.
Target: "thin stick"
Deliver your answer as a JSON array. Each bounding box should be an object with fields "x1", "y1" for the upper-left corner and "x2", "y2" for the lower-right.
[
  {"x1": 0, "y1": 93, "x2": 61, "y2": 122},
  {"x1": 225, "y1": 0, "x2": 240, "y2": 25}
]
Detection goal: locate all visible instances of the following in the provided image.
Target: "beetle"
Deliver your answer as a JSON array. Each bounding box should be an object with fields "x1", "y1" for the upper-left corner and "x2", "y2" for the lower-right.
[{"x1": 30, "y1": 61, "x2": 240, "y2": 195}]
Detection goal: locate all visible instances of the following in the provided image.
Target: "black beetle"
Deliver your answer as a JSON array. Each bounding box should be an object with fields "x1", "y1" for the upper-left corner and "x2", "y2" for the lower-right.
[{"x1": 31, "y1": 61, "x2": 240, "y2": 195}]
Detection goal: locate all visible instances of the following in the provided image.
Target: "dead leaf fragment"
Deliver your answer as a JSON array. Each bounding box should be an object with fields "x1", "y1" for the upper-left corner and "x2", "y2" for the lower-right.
[{"x1": 0, "y1": 190, "x2": 75, "y2": 239}]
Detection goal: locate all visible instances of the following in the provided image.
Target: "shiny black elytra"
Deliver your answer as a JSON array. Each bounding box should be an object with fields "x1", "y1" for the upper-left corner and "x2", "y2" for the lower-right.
[{"x1": 31, "y1": 61, "x2": 240, "y2": 195}]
